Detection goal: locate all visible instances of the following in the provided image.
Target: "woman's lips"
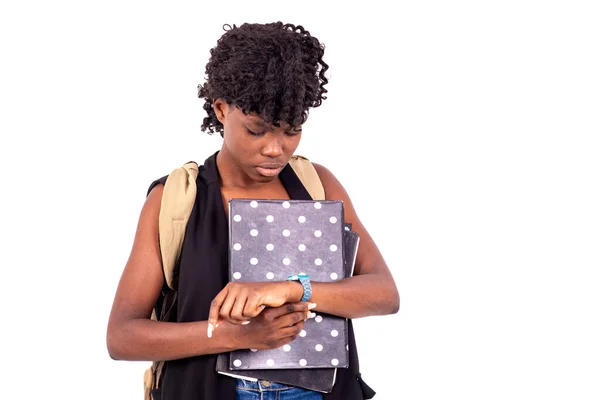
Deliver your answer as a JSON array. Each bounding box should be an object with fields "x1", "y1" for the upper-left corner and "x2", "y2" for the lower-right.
[{"x1": 256, "y1": 166, "x2": 283, "y2": 177}]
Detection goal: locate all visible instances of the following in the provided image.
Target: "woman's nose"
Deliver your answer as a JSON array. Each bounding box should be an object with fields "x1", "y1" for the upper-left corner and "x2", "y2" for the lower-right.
[{"x1": 261, "y1": 136, "x2": 283, "y2": 157}]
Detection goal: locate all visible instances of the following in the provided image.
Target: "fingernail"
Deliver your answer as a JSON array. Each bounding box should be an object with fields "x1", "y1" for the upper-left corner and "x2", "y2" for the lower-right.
[
  {"x1": 308, "y1": 312, "x2": 316, "y2": 318},
  {"x1": 207, "y1": 323, "x2": 213, "y2": 338},
  {"x1": 308, "y1": 303, "x2": 317, "y2": 310},
  {"x1": 242, "y1": 321, "x2": 250, "y2": 325}
]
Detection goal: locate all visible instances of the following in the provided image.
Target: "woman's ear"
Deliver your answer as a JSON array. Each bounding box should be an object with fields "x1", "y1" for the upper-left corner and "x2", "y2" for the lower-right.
[{"x1": 213, "y1": 99, "x2": 229, "y2": 125}]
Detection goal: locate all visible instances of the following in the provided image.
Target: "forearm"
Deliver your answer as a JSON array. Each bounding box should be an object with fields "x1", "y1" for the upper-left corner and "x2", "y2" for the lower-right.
[
  {"x1": 288, "y1": 274, "x2": 399, "y2": 319},
  {"x1": 107, "y1": 318, "x2": 236, "y2": 361}
]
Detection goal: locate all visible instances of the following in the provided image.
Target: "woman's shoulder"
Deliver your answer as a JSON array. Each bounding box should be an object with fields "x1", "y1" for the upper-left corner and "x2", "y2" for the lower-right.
[
  {"x1": 307, "y1": 161, "x2": 352, "y2": 203},
  {"x1": 147, "y1": 174, "x2": 169, "y2": 196},
  {"x1": 310, "y1": 162, "x2": 341, "y2": 189}
]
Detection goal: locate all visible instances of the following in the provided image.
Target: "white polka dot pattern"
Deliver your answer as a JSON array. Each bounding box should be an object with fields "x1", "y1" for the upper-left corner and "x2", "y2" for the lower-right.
[{"x1": 228, "y1": 199, "x2": 348, "y2": 370}]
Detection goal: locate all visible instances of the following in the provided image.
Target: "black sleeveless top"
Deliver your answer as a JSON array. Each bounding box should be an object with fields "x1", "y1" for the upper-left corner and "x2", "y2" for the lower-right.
[{"x1": 148, "y1": 151, "x2": 375, "y2": 400}]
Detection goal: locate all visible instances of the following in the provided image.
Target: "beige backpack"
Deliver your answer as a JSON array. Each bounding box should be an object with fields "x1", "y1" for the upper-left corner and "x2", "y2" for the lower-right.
[{"x1": 143, "y1": 155, "x2": 325, "y2": 400}]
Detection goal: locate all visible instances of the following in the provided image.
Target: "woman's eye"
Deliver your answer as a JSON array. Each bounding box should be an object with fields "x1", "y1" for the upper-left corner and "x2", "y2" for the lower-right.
[
  {"x1": 286, "y1": 130, "x2": 302, "y2": 137},
  {"x1": 246, "y1": 128, "x2": 264, "y2": 136}
]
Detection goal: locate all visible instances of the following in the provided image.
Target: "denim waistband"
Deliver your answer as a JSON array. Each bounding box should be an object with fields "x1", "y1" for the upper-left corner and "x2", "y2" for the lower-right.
[{"x1": 236, "y1": 378, "x2": 293, "y2": 392}]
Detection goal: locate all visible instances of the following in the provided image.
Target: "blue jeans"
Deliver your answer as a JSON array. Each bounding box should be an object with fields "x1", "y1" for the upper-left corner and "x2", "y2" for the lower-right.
[{"x1": 236, "y1": 379, "x2": 324, "y2": 400}]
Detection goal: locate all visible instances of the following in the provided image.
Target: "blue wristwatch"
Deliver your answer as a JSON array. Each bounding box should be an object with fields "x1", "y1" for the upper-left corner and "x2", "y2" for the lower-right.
[{"x1": 286, "y1": 273, "x2": 312, "y2": 302}]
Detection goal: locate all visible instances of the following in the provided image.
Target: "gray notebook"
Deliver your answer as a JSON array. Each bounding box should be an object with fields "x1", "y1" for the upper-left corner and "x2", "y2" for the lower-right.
[
  {"x1": 227, "y1": 199, "x2": 349, "y2": 370},
  {"x1": 215, "y1": 218, "x2": 360, "y2": 392}
]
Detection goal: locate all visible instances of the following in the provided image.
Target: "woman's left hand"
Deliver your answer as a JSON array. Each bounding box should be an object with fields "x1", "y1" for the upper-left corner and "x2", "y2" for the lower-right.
[{"x1": 207, "y1": 281, "x2": 300, "y2": 337}]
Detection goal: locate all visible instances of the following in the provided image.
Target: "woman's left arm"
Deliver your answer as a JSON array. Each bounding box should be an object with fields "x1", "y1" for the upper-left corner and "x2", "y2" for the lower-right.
[
  {"x1": 289, "y1": 162, "x2": 399, "y2": 319},
  {"x1": 207, "y1": 163, "x2": 399, "y2": 333}
]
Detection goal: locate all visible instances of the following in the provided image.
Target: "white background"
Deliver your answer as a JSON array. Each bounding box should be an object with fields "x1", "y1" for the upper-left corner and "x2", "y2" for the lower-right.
[{"x1": 1, "y1": 1, "x2": 599, "y2": 399}]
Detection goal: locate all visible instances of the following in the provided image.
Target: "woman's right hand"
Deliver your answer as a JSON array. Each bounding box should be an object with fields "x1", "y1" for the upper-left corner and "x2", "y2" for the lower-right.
[{"x1": 233, "y1": 302, "x2": 316, "y2": 350}]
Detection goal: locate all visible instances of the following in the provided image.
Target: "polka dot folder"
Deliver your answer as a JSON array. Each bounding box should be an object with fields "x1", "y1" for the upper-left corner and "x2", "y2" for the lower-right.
[{"x1": 227, "y1": 198, "x2": 351, "y2": 370}]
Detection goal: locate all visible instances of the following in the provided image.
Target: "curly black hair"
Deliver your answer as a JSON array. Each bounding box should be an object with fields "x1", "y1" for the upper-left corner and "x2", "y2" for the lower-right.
[{"x1": 198, "y1": 22, "x2": 329, "y2": 136}]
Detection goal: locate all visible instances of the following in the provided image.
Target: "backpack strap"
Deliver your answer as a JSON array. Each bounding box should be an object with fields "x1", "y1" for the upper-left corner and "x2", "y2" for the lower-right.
[
  {"x1": 158, "y1": 161, "x2": 199, "y2": 290},
  {"x1": 288, "y1": 155, "x2": 325, "y2": 201},
  {"x1": 146, "y1": 161, "x2": 199, "y2": 399}
]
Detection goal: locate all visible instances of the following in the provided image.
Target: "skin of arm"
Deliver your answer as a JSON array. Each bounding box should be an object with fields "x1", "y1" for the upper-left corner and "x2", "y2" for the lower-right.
[
  {"x1": 106, "y1": 185, "x2": 311, "y2": 361},
  {"x1": 106, "y1": 185, "x2": 237, "y2": 361},
  {"x1": 288, "y1": 162, "x2": 400, "y2": 318},
  {"x1": 208, "y1": 162, "x2": 400, "y2": 333}
]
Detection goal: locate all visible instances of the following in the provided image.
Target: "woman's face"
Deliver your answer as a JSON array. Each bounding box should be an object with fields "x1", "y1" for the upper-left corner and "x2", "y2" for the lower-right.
[{"x1": 214, "y1": 99, "x2": 303, "y2": 183}]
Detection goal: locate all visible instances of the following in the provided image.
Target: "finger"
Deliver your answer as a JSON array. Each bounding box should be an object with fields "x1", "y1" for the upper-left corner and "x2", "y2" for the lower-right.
[
  {"x1": 230, "y1": 294, "x2": 249, "y2": 323},
  {"x1": 279, "y1": 320, "x2": 306, "y2": 337},
  {"x1": 277, "y1": 310, "x2": 314, "y2": 328},
  {"x1": 273, "y1": 302, "x2": 317, "y2": 320},
  {"x1": 268, "y1": 303, "x2": 297, "y2": 319},
  {"x1": 207, "y1": 286, "x2": 229, "y2": 338},
  {"x1": 219, "y1": 290, "x2": 240, "y2": 324},
  {"x1": 243, "y1": 297, "x2": 266, "y2": 319}
]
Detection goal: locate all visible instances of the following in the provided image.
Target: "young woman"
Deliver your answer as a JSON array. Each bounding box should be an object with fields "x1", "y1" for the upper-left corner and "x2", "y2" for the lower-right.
[{"x1": 107, "y1": 22, "x2": 399, "y2": 400}]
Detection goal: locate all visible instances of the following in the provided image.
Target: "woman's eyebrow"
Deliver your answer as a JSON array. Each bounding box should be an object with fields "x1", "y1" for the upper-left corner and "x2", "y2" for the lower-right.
[{"x1": 247, "y1": 119, "x2": 269, "y2": 128}]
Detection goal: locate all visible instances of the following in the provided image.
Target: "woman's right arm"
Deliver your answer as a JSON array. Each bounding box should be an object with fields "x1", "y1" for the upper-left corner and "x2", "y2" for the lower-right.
[{"x1": 106, "y1": 184, "x2": 236, "y2": 361}]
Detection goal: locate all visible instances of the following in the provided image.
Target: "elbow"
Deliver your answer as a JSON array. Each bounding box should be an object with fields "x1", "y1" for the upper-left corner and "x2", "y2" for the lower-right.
[
  {"x1": 372, "y1": 286, "x2": 399, "y2": 316},
  {"x1": 390, "y1": 294, "x2": 400, "y2": 314},
  {"x1": 371, "y1": 278, "x2": 400, "y2": 316},
  {"x1": 107, "y1": 344, "x2": 121, "y2": 361},
  {"x1": 106, "y1": 325, "x2": 125, "y2": 360},
  {"x1": 108, "y1": 350, "x2": 121, "y2": 361},
  {"x1": 388, "y1": 287, "x2": 400, "y2": 315}
]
